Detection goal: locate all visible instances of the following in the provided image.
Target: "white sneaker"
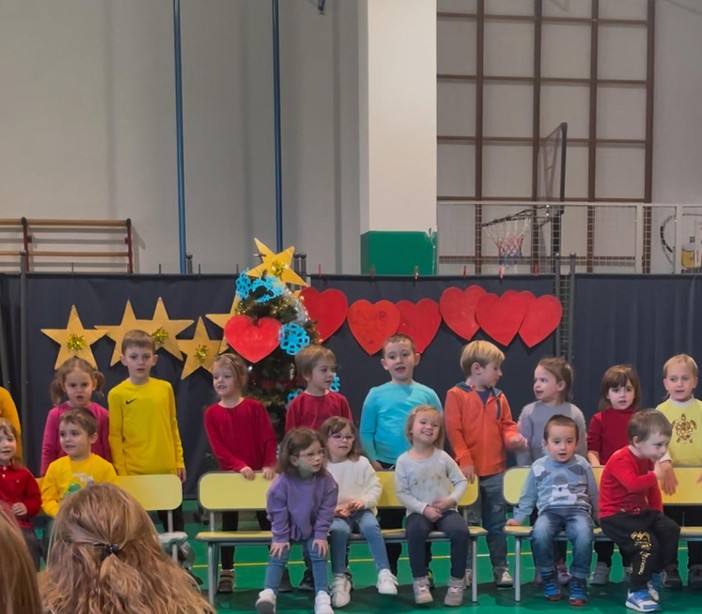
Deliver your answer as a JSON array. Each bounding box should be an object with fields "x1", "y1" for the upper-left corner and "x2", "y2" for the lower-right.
[
  {"x1": 314, "y1": 591, "x2": 334, "y2": 614},
  {"x1": 330, "y1": 574, "x2": 351, "y2": 607},
  {"x1": 590, "y1": 562, "x2": 611, "y2": 586},
  {"x1": 255, "y1": 588, "x2": 277, "y2": 614},
  {"x1": 376, "y1": 569, "x2": 398, "y2": 595},
  {"x1": 494, "y1": 568, "x2": 513, "y2": 587}
]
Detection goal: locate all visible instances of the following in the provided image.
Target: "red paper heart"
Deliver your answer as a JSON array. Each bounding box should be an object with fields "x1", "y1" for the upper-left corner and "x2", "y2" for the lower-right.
[
  {"x1": 224, "y1": 315, "x2": 282, "y2": 363},
  {"x1": 300, "y1": 288, "x2": 348, "y2": 342},
  {"x1": 347, "y1": 300, "x2": 401, "y2": 355},
  {"x1": 519, "y1": 295, "x2": 563, "y2": 347},
  {"x1": 439, "y1": 286, "x2": 486, "y2": 341},
  {"x1": 396, "y1": 299, "x2": 441, "y2": 354},
  {"x1": 475, "y1": 293, "x2": 529, "y2": 346}
]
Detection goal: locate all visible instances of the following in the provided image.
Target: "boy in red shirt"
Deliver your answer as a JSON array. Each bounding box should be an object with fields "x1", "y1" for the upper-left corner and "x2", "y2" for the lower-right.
[{"x1": 599, "y1": 409, "x2": 680, "y2": 613}]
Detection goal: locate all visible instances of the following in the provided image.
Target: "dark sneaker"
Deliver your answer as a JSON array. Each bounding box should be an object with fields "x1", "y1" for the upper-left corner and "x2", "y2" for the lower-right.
[
  {"x1": 217, "y1": 569, "x2": 235, "y2": 593},
  {"x1": 663, "y1": 565, "x2": 683, "y2": 589},
  {"x1": 542, "y1": 572, "x2": 562, "y2": 601},
  {"x1": 299, "y1": 568, "x2": 315, "y2": 592},
  {"x1": 568, "y1": 577, "x2": 588, "y2": 606},
  {"x1": 278, "y1": 567, "x2": 293, "y2": 593}
]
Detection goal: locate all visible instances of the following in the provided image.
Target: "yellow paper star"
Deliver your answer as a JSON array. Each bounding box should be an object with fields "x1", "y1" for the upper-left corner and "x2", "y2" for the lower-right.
[
  {"x1": 177, "y1": 317, "x2": 222, "y2": 379},
  {"x1": 95, "y1": 300, "x2": 157, "y2": 366},
  {"x1": 206, "y1": 296, "x2": 237, "y2": 354},
  {"x1": 246, "y1": 238, "x2": 308, "y2": 287},
  {"x1": 42, "y1": 305, "x2": 107, "y2": 369},
  {"x1": 142, "y1": 298, "x2": 194, "y2": 360}
]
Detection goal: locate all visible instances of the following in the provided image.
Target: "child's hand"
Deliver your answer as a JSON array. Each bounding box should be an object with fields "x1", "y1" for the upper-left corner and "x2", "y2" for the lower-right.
[
  {"x1": 335, "y1": 505, "x2": 351, "y2": 518},
  {"x1": 312, "y1": 538, "x2": 328, "y2": 557},
  {"x1": 262, "y1": 466, "x2": 275, "y2": 480},
  {"x1": 461, "y1": 465, "x2": 476, "y2": 483},
  {"x1": 423, "y1": 505, "x2": 442, "y2": 522},
  {"x1": 505, "y1": 518, "x2": 521, "y2": 526},
  {"x1": 240, "y1": 466, "x2": 255, "y2": 480},
  {"x1": 346, "y1": 499, "x2": 365, "y2": 513},
  {"x1": 270, "y1": 541, "x2": 290, "y2": 558},
  {"x1": 507, "y1": 433, "x2": 528, "y2": 452},
  {"x1": 431, "y1": 497, "x2": 454, "y2": 511},
  {"x1": 177, "y1": 467, "x2": 187, "y2": 483},
  {"x1": 371, "y1": 461, "x2": 383, "y2": 471},
  {"x1": 656, "y1": 461, "x2": 677, "y2": 494},
  {"x1": 11, "y1": 502, "x2": 27, "y2": 517}
]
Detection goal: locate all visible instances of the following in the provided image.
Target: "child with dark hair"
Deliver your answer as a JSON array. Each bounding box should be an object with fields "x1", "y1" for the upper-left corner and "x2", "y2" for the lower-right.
[{"x1": 599, "y1": 409, "x2": 680, "y2": 613}]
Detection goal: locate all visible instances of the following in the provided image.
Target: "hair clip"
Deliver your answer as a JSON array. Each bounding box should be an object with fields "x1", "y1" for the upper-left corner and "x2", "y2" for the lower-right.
[{"x1": 103, "y1": 543, "x2": 120, "y2": 557}]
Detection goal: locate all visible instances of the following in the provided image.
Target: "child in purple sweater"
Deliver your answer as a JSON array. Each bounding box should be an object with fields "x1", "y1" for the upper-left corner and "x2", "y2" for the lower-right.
[{"x1": 255, "y1": 428, "x2": 338, "y2": 614}]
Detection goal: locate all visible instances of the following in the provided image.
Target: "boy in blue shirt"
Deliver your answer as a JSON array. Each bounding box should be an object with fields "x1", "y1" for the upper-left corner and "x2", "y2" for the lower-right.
[
  {"x1": 507, "y1": 415, "x2": 598, "y2": 605},
  {"x1": 360, "y1": 334, "x2": 442, "y2": 576}
]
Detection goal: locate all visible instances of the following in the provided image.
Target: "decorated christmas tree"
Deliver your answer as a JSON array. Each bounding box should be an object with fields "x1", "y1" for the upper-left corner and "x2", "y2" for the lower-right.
[{"x1": 224, "y1": 239, "x2": 319, "y2": 436}]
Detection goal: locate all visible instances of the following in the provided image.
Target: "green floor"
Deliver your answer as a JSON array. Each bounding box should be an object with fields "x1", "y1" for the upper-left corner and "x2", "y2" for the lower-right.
[{"x1": 184, "y1": 509, "x2": 699, "y2": 613}]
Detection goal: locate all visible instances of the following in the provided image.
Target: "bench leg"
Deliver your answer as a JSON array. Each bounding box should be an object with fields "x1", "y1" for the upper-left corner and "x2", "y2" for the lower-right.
[
  {"x1": 207, "y1": 543, "x2": 216, "y2": 605},
  {"x1": 471, "y1": 537, "x2": 478, "y2": 602},
  {"x1": 514, "y1": 538, "x2": 522, "y2": 602}
]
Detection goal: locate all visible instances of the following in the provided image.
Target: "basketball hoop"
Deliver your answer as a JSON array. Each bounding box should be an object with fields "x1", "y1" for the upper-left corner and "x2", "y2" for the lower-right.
[{"x1": 484, "y1": 217, "x2": 529, "y2": 278}]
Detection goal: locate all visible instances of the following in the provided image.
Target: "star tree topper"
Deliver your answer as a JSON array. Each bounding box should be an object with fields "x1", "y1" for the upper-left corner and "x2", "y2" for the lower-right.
[
  {"x1": 247, "y1": 238, "x2": 308, "y2": 287},
  {"x1": 42, "y1": 305, "x2": 107, "y2": 369}
]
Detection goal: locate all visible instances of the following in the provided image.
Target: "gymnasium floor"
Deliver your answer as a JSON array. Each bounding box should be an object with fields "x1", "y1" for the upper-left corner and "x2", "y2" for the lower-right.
[{"x1": 186, "y1": 509, "x2": 699, "y2": 614}]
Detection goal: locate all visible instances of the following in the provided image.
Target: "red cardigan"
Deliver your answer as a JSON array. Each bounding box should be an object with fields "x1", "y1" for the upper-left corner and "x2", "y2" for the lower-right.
[{"x1": 0, "y1": 463, "x2": 41, "y2": 529}]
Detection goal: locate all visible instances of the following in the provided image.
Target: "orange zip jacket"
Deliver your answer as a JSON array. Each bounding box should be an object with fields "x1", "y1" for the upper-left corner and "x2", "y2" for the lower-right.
[{"x1": 444, "y1": 383, "x2": 521, "y2": 477}]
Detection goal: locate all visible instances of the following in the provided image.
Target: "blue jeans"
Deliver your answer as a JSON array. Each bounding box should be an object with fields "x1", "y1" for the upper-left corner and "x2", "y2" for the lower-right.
[
  {"x1": 471, "y1": 473, "x2": 508, "y2": 570},
  {"x1": 264, "y1": 538, "x2": 328, "y2": 595},
  {"x1": 531, "y1": 509, "x2": 593, "y2": 579},
  {"x1": 329, "y1": 509, "x2": 390, "y2": 574}
]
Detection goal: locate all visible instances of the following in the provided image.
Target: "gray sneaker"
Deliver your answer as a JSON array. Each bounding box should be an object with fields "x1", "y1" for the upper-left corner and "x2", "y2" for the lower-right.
[
  {"x1": 444, "y1": 577, "x2": 465, "y2": 607},
  {"x1": 494, "y1": 568, "x2": 513, "y2": 587},
  {"x1": 413, "y1": 576, "x2": 433, "y2": 604},
  {"x1": 590, "y1": 562, "x2": 611, "y2": 586}
]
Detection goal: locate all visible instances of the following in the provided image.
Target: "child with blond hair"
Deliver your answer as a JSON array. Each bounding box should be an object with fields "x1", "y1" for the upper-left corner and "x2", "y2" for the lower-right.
[{"x1": 444, "y1": 340, "x2": 527, "y2": 587}]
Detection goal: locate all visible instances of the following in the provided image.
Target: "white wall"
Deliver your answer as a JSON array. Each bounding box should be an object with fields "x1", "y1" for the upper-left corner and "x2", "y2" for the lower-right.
[
  {"x1": 0, "y1": 0, "x2": 700, "y2": 274},
  {"x1": 0, "y1": 0, "x2": 360, "y2": 274}
]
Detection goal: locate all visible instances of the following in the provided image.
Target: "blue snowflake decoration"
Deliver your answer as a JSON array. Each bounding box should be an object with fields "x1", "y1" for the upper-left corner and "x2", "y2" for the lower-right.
[
  {"x1": 235, "y1": 271, "x2": 253, "y2": 299},
  {"x1": 287, "y1": 388, "x2": 303, "y2": 405},
  {"x1": 251, "y1": 277, "x2": 283, "y2": 303},
  {"x1": 330, "y1": 373, "x2": 341, "y2": 392},
  {"x1": 279, "y1": 323, "x2": 310, "y2": 355}
]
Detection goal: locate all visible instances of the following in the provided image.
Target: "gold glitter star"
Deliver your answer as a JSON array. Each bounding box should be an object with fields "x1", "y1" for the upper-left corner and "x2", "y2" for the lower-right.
[
  {"x1": 177, "y1": 317, "x2": 221, "y2": 379},
  {"x1": 42, "y1": 305, "x2": 107, "y2": 369}
]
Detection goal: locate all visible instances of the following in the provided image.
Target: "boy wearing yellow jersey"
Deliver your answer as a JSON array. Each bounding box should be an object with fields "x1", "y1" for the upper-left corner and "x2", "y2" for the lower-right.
[
  {"x1": 42, "y1": 408, "x2": 117, "y2": 517},
  {"x1": 108, "y1": 329, "x2": 186, "y2": 531}
]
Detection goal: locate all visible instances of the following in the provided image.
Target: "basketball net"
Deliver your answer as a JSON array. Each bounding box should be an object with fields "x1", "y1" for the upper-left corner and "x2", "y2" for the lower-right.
[{"x1": 485, "y1": 218, "x2": 529, "y2": 278}]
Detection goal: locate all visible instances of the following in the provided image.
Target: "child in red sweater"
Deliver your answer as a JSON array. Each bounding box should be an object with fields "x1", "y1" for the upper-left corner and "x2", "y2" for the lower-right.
[
  {"x1": 599, "y1": 409, "x2": 680, "y2": 613},
  {"x1": 587, "y1": 364, "x2": 642, "y2": 585},
  {"x1": 203, "y1": 353, "x2": 277, "y2": 594},
  {"x1": 0, "y1": 418, "x2": 41, "y2": 569}
]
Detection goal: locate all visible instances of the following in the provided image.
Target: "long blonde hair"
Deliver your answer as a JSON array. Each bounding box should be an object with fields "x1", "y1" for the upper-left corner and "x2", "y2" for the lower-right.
[
  {"x1": 40, "y1": 483, "x2": 214, "y2": 614},
  {"x1": 0, "y1": 503, "x2": 42, "y2": 614}
]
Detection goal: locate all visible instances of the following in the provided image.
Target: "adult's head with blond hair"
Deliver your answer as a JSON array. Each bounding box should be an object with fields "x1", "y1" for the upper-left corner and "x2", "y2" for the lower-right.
[
  {"x1": 0, "y1": 503, "x2": 42, "y2": 614},
  {"x1": 40, "y1": 483, "x2": 214, "y2": 614}
]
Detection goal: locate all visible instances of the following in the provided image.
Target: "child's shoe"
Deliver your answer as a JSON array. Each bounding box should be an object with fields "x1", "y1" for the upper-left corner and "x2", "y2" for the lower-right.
[
  {"x1": 413, "y1": 576, "x2": 433, "y2": 604},
  {"x1": 314, "y1": 591, "x2": 334, "y2": 614},
  {"x1": 625, "y1": 588, "x2": 660, "y2": 612},
  {"x1": 376, "y1": 569, "x2": 398, "y2": 595},
  {"x1": 648, "y1": 572, "x2": 662, "y2": 602},
  {"x1": 568, "y1": 577, "x2": 588, "y2": 606},
  {"x1": 330, "y1": 574, "x2": 351, "y2": 608},
  {"x1": 688, "y1": 564, "x2": 702, "y2": 590},
  {"x1": 542, "y1": 572, "x2": 562, "y2": 601},
  {"x1": 662, "y1": 564, "x2": 682, "y2": 589},
  {"x1": 255, "y1": 588, "x2": 277, "y2": 614},
  {"x1": 444, "y1": 576, "x2": 466, "y2": 607},
  {"x1": 590, "y1": 561, "x2": 610, "y2": 585},
  {"x1": 299, "y1": 568, "x2": 315, "y2": 592},
  {"x1": 464, "y1": 569, "x2": 473, "y2": 588},
  {"x1": 493, "y1": 567, "x2": 513, "y2": 587},
  {"x1": 556, "y1": 560, "x2": 572, "y2": 585},
  {"x1": 217, "y1": 569, "x2": 235, "y2": 593}
]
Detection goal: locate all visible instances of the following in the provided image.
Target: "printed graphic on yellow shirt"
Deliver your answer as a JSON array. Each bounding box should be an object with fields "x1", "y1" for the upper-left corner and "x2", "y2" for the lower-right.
[
  {"x1": 63, "y1": 473, "x2": 95, "y2": 499},
  {"x1": 671, "y1": 413, "x2": 697, "y2": 444}
]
